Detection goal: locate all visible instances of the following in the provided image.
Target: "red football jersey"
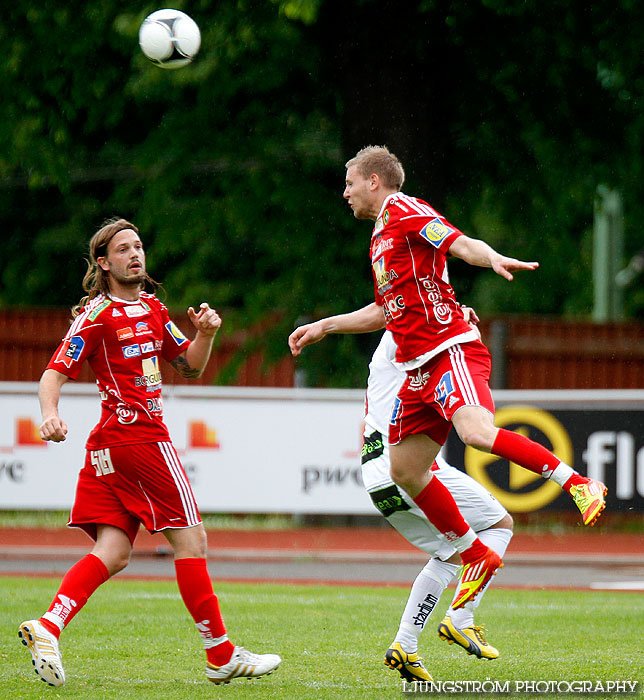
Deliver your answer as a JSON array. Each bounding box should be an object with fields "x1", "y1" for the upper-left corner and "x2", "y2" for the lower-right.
[
  {"x1": 370, "y1": 193, "x2": 478, "y2": 365},
  {"x1": 46, "y1": 292, "x2": 191, "y2": 449}
]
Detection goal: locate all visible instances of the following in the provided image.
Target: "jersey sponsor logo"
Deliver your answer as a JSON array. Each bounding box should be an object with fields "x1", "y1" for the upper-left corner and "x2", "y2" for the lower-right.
[
  {"x1": 91, "y1": 448, "x2": 115, "y2": 477},
  {"x1": 117, "y1": 327, "x2": 134, "y2": 341},
  {"x1": 420, "y1": 277, "x2": 452, "y2": 325},
  {"x1": 154, "y1": 340, "x2": 163, "y2": 351},
  {"x1": 409, "y1": 369, "x2": 431, "y2": 391},
  {"x1": 122, "y1": 343, "x2": 141, "y2": 358},
  {"x1": 135, "y1": 321, "x2": 150, "y2": 335},
  {"x1": 115, "y1": 404, "x2": 138, "y2": 424},
  {"x1": 88, "y1": 298, "x2": 112, "y2": 321},
  {"x1": 373, "y1": 258, "x2": 398, "y2": 294},
  {"x1": 55, "y1": 335, "x2": 85, "y2": 368},
  {"x1": 146, "y1": 397, "x2": 163, "y2": 413},
  {"x1": 383, "y1": 209, "x2": 390, "y2": 225},
  {"x1": 135, "y1": 356, "x2": 162, "y2": 390},
  {"x1": 112, "y1": 308, "x2": 122, "y2": 317},
  {"x1": 435, "y1": 371, "x2": 455, "y2": 407},
  {"x1": 140, "y1": 341, "x2": 154, "y2": 354},
  {"x1": 165, "y1": 321, "x2": 188, "y2": 346},
  {"x1": 372, "y1": 237, "x2": 394, "y2": 259},
  {"x1": 124, "y1": 304, "x2": 148, "y2": 318},
  {"x1": 419, "y1": 218, "x2": 454, "y2": 247},
  {"x1": 361, "y1": 430, "x2": 384, "y2": 465},
  {"x1": 383, "y1": 293, "x2": 405, "y2": 321},
  {"x1": 369, "y1": 483, "x2": 411, "y2": 517},
  {"x1": 374, "y1": 217, "x2": 384, "y2": 234},
  {"x1": 434, "y1": 301, "x2": 451, "y2": 324},
  {"x1": 420, "y1": 277, "x2": 443, "y2": 304}
]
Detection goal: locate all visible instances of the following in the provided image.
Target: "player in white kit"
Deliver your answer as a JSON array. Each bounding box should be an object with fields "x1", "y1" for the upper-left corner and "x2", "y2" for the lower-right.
[{"x1": 363, "y1": 330, "x2": 513, "y2": 682}]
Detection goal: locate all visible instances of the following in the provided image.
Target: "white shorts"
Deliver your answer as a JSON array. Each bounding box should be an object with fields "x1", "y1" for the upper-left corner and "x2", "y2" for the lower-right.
[{"x1": 361, "y1": 428, "x2": 507, "y2": 561}]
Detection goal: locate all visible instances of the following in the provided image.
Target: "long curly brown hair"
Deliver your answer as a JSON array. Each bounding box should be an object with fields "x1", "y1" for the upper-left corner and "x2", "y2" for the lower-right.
[{"x1": 72, "y1": 217, "x2": 159, "y2": 318}]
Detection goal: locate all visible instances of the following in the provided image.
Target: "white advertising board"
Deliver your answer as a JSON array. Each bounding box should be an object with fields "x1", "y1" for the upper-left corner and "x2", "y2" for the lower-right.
[
  {"x1": 2, "y1": 384, "x2": 643, "y2": 515},
  {"x1": 0, "y1": 383, "x2": 374, "y2": 514}
]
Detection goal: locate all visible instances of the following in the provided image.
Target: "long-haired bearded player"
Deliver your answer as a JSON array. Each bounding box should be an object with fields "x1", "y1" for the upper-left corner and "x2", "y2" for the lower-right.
[{"x1": 18, "y1": 218, "x2": 281, "y2": 687}]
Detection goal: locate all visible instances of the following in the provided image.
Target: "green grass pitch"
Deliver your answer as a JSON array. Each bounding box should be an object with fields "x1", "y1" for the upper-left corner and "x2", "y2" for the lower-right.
[{"x1": 1, "y1": 577, "x2": 641, "y2": 700}]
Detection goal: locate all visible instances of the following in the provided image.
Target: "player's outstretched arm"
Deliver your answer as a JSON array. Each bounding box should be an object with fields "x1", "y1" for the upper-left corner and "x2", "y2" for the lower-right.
[
  {"x1": 449, "y1": 235, "x2": 538, "y2": 281},
  {"x1": 289, "y1": 303, "x2": 385, "y2": 357},
  {"x1": 39, "y1": 369, "x2": 69, "y2": 442},
  {"x1": 171, "y1": 303, "x2": 221, "y2": 379}
]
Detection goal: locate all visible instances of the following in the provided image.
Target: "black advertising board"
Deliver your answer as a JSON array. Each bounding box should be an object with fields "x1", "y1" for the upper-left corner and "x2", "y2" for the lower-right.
[{"x1": 443, "y1": 401, "x2": 644, "y2": 515}]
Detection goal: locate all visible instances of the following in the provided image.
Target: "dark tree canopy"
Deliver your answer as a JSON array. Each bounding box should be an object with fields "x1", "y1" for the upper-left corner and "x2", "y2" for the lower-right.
[{"x1": 1, "y1": 0, "x2": 642, "y2": 386}]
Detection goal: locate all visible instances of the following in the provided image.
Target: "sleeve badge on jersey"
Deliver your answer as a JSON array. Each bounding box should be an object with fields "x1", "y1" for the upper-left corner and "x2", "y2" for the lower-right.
[
  {"x1": 374, "y1": 209, "x2": 390, "y2": 234},
  {"x1": 165, "y1": 321, "x2": 188, "y2": 346},
  {"x1": 55, "y1": 335, "x2": 85, "y2": 368},
  {"x1": 419, "y1": 218, "x2": 454, "y2": 247}
]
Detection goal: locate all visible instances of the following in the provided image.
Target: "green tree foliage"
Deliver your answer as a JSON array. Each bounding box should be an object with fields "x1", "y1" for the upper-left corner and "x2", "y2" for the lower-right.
[
  {"x1": 309, "y1": 0, "x2": 644, "y2": 319},
  {"x1": 0, "y1": 0, "x2": 642, "y2": 386},
  {"x1": 0, "y1": 0, "x2": 374, "y2": 386}
]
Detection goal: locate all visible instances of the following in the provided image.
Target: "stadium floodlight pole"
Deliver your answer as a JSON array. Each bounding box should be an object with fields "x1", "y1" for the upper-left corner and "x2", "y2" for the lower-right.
[{"x1": 593, "y1": 185, "x2": 623, "y2": 321}]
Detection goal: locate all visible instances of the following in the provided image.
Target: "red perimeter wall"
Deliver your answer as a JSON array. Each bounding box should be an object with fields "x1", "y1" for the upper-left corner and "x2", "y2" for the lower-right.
[
  {"x1": 0, "y1": 309, "x2": 643, "y2": 389},
  {"x1": 0, "y1": 309, "x2": 293, "y2": 387}
]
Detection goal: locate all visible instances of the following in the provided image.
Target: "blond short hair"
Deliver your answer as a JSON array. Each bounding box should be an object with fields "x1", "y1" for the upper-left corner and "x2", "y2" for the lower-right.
[{"x1": 345, "y1": 145, "x2": 405, "y2": 190}]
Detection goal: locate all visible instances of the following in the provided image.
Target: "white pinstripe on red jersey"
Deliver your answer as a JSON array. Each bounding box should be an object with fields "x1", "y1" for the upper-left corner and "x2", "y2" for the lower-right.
[
  {"x1": 396, "y1": 193, "x2": 439, "y2": 219},
  {"x1": 64, "y1": 295, "x2": 107, "y2": 339}
]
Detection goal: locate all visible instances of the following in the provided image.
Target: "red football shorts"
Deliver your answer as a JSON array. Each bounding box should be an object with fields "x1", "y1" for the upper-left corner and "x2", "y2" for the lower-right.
[
  {"x1": 388, "y1": 340, "x2": 495, "y2": 446},
  {"x1": 69, "y1": 441, "x2": 202, "y2": 544}
]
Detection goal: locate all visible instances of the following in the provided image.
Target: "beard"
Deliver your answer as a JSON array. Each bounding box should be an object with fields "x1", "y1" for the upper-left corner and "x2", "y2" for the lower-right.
[{"x1": 110, "y1": 269, "x2": 146, "y2": 287}]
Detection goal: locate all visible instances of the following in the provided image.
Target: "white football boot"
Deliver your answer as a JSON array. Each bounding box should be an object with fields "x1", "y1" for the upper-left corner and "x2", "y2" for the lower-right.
[
  {"x1": 206, "y1": 646, "x2": 281, "y2": 684},
  {"x1": 18, "y1": 619, "x2": 65, "y2": 687}
]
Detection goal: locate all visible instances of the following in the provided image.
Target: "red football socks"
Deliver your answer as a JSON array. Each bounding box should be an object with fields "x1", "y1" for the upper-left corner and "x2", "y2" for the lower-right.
[
  {"x1": 492, "y1": 428, "x2": 560, "y2": 478},
  {"x1": 458, "y1": 537, "x2": 488, "y2": 563},
  {"x1": 175, "y1": 558, "x2": 234, "y2": 666},
  {"x1": 563, "y1": 472, "x2": 589, "y2": 492},
  {"x1": 414, "y1": 477, "x2": 489, "y2": 563},
  {"x1": 413, "y1": 476, "x2": 470, "y2": 540},
  {"x1": 41, "y1": 553, "x2": 110, "y2": 638}
]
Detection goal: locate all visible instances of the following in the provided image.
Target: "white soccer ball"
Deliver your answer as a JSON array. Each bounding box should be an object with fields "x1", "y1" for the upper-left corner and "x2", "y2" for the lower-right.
[{"x1": 138, "y1": 9, "x2": 201, "y2": 70}]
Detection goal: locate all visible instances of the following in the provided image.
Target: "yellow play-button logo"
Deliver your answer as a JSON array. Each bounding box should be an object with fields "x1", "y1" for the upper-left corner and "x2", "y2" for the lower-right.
[{"x1": 465, "y1": 406, "x2": 573, "y2": 513}]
